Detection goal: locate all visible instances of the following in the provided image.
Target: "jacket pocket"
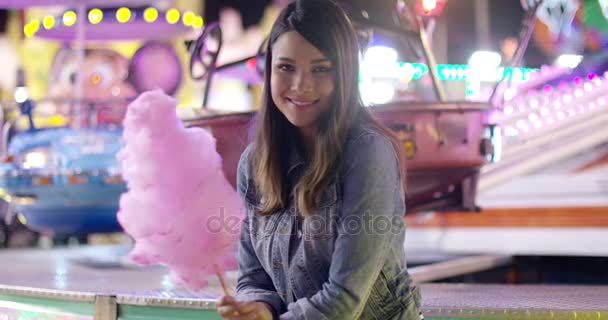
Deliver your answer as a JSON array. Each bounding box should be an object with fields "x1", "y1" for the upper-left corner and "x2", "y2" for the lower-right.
[
  {"x1": 245, "y1": 179, "x2": 280, "y2": 239},
  {"x1": 303, "y1": 182, "x2": 338, "y2": 240}
]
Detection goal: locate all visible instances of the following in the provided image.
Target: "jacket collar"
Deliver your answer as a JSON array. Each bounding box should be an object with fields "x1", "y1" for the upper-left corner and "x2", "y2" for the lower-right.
[{"x1": 286, "y1": 141, "x2": 305, "y2": 175}]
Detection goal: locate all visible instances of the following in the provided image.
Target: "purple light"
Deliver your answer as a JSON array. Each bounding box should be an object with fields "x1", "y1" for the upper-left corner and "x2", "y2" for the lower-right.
[
  {"x1": 540, "y1": 65, "x2": 551, "y2": 74},
  {"x1": 504, "y1": 126, "x2": 518, "y2": 136},
  {"x1": 529, "y1": 71, "x2": 540, "y2": 79},
  {"x1": 587, "y1": 73, "x2": 596, "y2": 80},
  {"x1": 584, "y1": 83, "x2": 593, "y2": 92},
  {"x1": 553, "y1": 100, "x2": 562, "y2": 109},
  {"x1": 488, "y1": 111, "x2": 502, "y2": 124},
  {"x1": 540, "y1": 107, "x2": 549, "y2": 116},
  {"x1": 573, "y1": 76, "x2": 582, "y2": 86},
  {"x1": 594, "y1": 78, "x2": 603, "y2": 86},
  {"x1": 530, "y1": 99, "x2": 539, "y2": 108},
  {"x1": 543, "y1": 84, "x2": 553, "y2": 93},
  {"x1": 504, "y1": 88, "x2": 517, "y2": 101},
  {"x1": 558, "y1": 81, "x2": 568, "y2": 90},
  {"x1": 516, "y1": 119, "x2": 528, "y2": 130}
]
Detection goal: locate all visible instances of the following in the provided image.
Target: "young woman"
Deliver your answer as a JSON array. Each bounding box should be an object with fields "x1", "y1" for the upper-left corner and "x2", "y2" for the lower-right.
[{"x1": 218, "y1": 0, "x2": 421, "y2": 319}]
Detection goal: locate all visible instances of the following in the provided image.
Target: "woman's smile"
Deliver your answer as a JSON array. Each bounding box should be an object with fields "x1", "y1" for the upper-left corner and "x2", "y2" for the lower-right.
[{"x1": 286, "y1": 97, "x2": 320, "y2": 108}]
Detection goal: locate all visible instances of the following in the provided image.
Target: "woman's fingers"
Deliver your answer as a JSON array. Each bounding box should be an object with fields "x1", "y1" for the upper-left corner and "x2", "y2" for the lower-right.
[
  {"x1": 217, "y1": 305, "x2": 241, "y2": 319},
  {"x1": 237, "y1": 310, "x2": 259, "y2": 320},
  {"x1": 217, "y1": 295, "x2": 242, "y2": 319},
  {"x1": 238, "y1": 302, "x2": 274, "y2": 320},
  {"x1": 217, "y1": 295, "x2": 237, "y2": 306},
  {"x1": 217, "y1": 296, "x2": 272, "y2": 320},
  {"x1": 237, "y1": 301, "x2": 258, "y2": 313}
]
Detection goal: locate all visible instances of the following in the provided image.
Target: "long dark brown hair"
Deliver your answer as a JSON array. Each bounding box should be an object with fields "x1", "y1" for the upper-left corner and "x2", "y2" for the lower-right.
[{"x1": 252, "y1": 0, "x2": 405, "y2": 216}]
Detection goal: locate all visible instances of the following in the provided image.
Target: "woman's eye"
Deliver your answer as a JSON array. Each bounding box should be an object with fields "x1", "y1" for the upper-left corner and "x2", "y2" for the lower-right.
[
  {"x1": 277, "y1": 64, "x2": 294, "y2": 72},
  {"x1": 313, "y1": 66, "x2": 332, "y2": 73}
]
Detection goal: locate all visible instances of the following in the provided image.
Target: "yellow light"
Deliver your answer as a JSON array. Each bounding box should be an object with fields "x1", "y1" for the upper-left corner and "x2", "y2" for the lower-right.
[
  {"x1": 116, "y1": 7, "x2": 131, "y2": 23},
  {"x1": 88, "y1": 8, "x2": 103, "y2": 25},
  {"x1": 144, "y1": 7, "x2": 158, "y2": 23},
  {"x1": 23, "y1": 24, "x2": 30, "y2": 38},
  {"x1": 0, "y1": 188, "x2": 11, "y2": 202},
  {"x1": 182, "y1": 11, "x2": 195, "y2": 26},
  {"x1": 1, "y1": 194, "x2": 12, "y2": 203},
  {"x1": 63, "y1": 10, "x2": 77, "y2": 26},
  {"x1": 166, "y1": 8, "x2": 180, "y2": 24},
  {"x1": 31, "y1": 20, "x2": 40, "y2": 32},
  {"x1": 17, "y1": 213, "x2": 27, "y2": 225},
  {"x1": 193, "y1": 16, "x2": 204, "y2": 29},
  {"x1": 91, "y1": 73, "x2": 101, "y2": 85},
  {"x1": 23, "y1": 20, "x2": 39, "y2": 38},
  {"x1": 42, "y1": 16, "x2": 55, "y2": 29}
]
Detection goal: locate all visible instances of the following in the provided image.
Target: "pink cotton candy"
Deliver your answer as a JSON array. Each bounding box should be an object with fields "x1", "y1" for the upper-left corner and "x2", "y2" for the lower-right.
[{"x1": 117, "y1": 89, "x2": 243, "y2": 290}]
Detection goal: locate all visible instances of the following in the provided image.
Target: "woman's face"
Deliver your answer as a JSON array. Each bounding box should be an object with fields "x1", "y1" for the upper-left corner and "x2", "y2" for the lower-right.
[{"x1": 270, "y1": 31, "x2": 335, "y2": 137}]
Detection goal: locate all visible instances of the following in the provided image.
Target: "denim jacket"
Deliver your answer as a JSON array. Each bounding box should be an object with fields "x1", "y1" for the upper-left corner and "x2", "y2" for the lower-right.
[{"x1": 235, "y1": 122, "x2": 421, "y2": 320}]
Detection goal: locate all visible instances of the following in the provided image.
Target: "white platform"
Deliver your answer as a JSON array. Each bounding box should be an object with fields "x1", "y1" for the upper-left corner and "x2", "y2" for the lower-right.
[{"x1": 405, "y1": 227, "x2": 608, "y2": 257}]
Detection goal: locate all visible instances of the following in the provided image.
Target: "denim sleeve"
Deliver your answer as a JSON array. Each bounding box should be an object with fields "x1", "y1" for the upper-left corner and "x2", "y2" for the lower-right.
[
  {"x1": 235, "y1": 146, "x2": 285, "y2": 317},
  {"x1": 280, "y1": 133, "x2": 404, "y2": 320}
]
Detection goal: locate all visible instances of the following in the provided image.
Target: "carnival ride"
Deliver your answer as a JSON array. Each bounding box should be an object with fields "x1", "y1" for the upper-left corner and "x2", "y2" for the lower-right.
[
  {"x1": 0, "y1": 0, "x2": 498, "y2": 240},
  {"x1": 0, "y1": 1, "x2": 190, "y2": 240},
  {"x1": 405, "y1": 0, "x2": 608, "y2": 286}
]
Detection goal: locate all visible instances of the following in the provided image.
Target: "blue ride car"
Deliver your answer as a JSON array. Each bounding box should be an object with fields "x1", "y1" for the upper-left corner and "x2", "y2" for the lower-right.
[{"x1": 0, "y1": 127, "x2": 126, "y2": 236}]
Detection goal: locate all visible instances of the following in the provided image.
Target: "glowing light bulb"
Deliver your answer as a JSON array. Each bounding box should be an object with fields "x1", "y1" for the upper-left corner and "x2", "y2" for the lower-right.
[
  {"x1": 88, "y1": 8, "x2": 103, "y2": 25},
  {"x1": 63, "y1": 10, "x2": 77, "y2": 26},
  {"x1": 42, "y1": 16, "x2": 55, "y2": 29},
  {"x1": 166, "y1": 8, "x2": 180, "y2": 24},
  {"x1": 144, "y1": 7, "x2": 158, "y2": 22},
  {"x1": 116, "y1": 7, "x2": 131, "y2": 23},
  {"x1": 182, "y1": 11, "x2": 195, "y2": 26},
  {"x1": 193, "y1": 16, "x2": 204, "y2": 28}
]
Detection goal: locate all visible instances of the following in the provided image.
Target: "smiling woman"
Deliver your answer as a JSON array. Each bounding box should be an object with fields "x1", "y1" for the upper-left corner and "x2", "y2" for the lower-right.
[
  {"x1": 216, "y1": 0, "x2": 421, "y2": 319},
  {"x1": 270, "y1": 30, "x2": 336, "y2": 145}
]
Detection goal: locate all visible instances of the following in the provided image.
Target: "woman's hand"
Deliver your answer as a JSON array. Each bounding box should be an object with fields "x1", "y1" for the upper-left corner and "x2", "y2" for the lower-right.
[{"x1": 217, "y1": 295, "x2": 274, "y2": 320}]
